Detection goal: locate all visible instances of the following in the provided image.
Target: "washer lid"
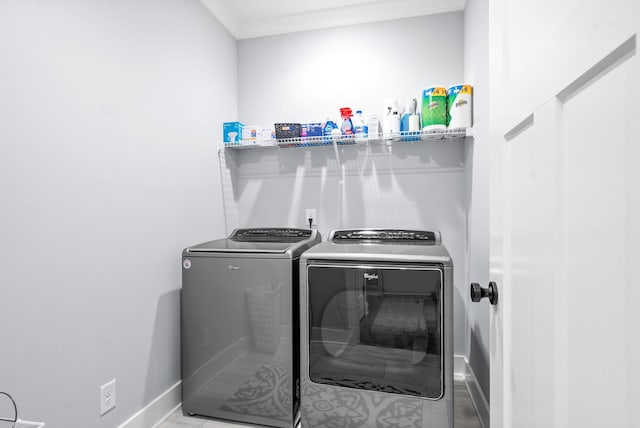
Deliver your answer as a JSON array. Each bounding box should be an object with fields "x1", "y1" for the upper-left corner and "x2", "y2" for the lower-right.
[{"x1": 185, "y1": 228, "x2": 317, "y2": 254}]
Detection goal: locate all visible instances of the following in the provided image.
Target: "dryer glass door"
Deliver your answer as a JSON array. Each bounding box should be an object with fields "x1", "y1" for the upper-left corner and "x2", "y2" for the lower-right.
[{"x1": 307, "y1": 264, "x2": 444, "y2": 399}]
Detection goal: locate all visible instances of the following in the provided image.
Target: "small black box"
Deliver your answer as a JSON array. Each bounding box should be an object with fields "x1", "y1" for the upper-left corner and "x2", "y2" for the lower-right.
[{"x1": 275, "y1": 123, "x2": 301, "y2": 140}]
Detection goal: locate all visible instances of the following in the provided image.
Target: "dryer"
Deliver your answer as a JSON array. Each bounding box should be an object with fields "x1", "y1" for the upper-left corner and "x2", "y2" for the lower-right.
[
  {"x1": 181, "y1": 228, "x2": 321, "y2": 427},
  {"x1": 300, "y1": 229, "x2": 453, "y2": 428}
]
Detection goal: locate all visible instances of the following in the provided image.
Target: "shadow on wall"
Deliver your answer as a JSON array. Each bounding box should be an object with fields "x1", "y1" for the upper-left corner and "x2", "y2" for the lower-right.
[
  {"x1": 220, "y1": 141, "x2": 467, "y2": 229},
  {"x1": 143, "y1": 289, "x2": 181, "y2": 412},
  {"x1": 469, "y1": 323, "x2": 490, "y2": 401}
]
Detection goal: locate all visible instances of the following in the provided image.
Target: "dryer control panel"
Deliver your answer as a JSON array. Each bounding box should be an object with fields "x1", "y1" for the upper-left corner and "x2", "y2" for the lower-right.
[{"x1": 331, "y1": 229, "x2": 439, "y2": 244}]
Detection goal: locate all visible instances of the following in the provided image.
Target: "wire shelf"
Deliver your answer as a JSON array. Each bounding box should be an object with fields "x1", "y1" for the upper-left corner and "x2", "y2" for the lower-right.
[{"x1": 223, "y1": 128, "x2": 470, "y2": 150}]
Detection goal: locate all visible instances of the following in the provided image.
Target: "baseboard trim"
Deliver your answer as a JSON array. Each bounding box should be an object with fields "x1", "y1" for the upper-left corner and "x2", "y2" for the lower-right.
[
  {"x1": 118, "y1": 381, "x2": 182, "y2": 428},
  {"x1": 454, "y1": 354, "x2": 468, "y2": 381},
  {"x1": 453, "y1": 355, "x2": 490, "y2": 428}
]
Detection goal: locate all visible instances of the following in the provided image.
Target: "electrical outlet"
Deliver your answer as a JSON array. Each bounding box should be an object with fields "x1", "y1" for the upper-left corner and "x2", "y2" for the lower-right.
[
  {"x1": 99, "y1": 379, "x2": 116, "y2": 415},
  {"x1": 305, "y1": 208, "x2": 317, "y2": 227},
  {"x1": 13, "y1": 420, "x2": 45, "y2": 428}
]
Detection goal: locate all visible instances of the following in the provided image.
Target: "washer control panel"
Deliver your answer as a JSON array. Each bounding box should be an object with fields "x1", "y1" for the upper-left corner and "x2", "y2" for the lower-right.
[
  {"x1": 231, "y1": 228, "x2": 312, "y2": 242},
  {"x1": 331, "y1": 229, "x2": 438, "y2": 244}
]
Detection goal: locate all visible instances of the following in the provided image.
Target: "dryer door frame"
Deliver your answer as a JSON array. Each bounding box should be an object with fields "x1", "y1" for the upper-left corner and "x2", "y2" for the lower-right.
[{"x1": 304, "y1": 261, "x2": 447, "y2": 400}]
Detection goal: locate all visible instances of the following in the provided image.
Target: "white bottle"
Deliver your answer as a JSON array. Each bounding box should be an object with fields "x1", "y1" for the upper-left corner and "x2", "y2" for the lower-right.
[
  {"x1": 387, "y1": 111, "x2": 401, "y2": 139},
  {"x1": 382, "y1": 98, "x2": 399, "y2": 139},
  {"x1": 353, "y1": 110, "x2": 368, "y2": 143},
  {"x1": 368, "y1": 114, "x2": 381, "y2": 140}
]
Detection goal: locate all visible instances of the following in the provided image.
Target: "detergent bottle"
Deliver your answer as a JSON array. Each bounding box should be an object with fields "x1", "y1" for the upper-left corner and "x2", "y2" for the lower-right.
[{"x1": 353, "y1": 110, "x2": 368, "y2": 143}]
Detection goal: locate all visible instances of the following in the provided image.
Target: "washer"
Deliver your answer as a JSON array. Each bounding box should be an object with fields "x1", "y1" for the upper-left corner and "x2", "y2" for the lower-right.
[
  {"x1": 300, "y1": 229, "x2": 453, "y2": 428},
  {"x1": 181, "y1": 228, "x2": 321, "y2": 427}
]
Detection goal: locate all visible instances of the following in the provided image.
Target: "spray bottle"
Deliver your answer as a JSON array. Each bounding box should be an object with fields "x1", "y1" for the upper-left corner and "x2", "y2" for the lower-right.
[{"x1": 340, "y1": 107, "x2": 354, "y2": 137}]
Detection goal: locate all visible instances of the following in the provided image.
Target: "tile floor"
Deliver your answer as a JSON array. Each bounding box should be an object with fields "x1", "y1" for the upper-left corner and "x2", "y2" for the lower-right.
[{"x1": 157, "y1": 379, "x2": 483, "y2": 428}]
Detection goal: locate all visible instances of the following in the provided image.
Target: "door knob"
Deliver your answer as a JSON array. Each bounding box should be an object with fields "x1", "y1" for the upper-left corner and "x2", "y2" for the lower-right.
[{"x1": 470, "y1": 282, "x2": 498, "y2": 305}]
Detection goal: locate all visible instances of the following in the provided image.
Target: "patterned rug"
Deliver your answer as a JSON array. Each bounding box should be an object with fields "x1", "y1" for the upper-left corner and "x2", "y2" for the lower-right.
[
  {"x1": 220, "y1": 363, "x2": 293, "y2": 422},
  {"x1": 301, "y1": 381, "x2": 425, "y2": 428}
]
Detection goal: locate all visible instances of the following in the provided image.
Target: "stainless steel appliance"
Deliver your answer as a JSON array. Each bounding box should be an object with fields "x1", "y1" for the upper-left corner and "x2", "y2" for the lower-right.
[
  {"x1": 300, "y1": 229, "x2": 453, "y2": 428},
  {"x1": 181, "y1": 228, "x2": 321, "y2": 427}
]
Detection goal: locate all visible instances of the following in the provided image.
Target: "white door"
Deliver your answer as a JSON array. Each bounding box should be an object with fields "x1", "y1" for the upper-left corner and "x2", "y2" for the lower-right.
[{"x1": 489, "y1": 0, "x2": 640, "y2": 427}]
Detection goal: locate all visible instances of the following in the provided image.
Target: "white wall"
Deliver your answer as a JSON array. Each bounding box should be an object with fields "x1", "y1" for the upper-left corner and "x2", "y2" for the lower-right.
[
  {"x1": 238, "y1": 14, "x2": 464, "y2": 126},
  {"x1": 233, "y1": 13, "x2": 472, "y2": 356},
  {"x1": 0, "y1": 1, "x2": 236, "y2": 426},
  {"x1": 464, "y1": 0, "x2": 491, "y2": 403}
]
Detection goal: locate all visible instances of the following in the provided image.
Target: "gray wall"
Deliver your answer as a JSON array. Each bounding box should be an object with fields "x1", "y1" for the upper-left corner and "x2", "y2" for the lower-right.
[
  {"x1": 464, "y1": 0, "x2": 491, "y2": 402},
  {"x1": 0, "y1": 1, "x2": 236, "y2": 426},
  {"x1": 238, "y1": 13, "x2": 465, "y2": 126},
  {"x1": 233, "y1": 13, "x2": 472, "y2": 357}
]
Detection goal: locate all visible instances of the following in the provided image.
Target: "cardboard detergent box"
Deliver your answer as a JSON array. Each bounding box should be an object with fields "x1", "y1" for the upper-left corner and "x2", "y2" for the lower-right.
[
  {"x1": 301, "y1": 123, "x2": 323, "y2": 137},
  {"x1": 242, "y1": 124, "x2": 260, "y2": 144},
  {"x1": 223, "y1": 122, "x2": 244, "y2": 144}
]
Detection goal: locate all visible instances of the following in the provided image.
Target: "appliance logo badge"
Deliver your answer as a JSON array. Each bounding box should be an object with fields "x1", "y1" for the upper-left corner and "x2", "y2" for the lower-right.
[
  {"x1": 228, "y1": 265, "x2": 240, "y2": 271},
  {"x1": 363, "y1": 273, "x2": 378, "y2": 280},
  {"x1": 183, "y1": 259, "x2": 191, "y2": 269}
]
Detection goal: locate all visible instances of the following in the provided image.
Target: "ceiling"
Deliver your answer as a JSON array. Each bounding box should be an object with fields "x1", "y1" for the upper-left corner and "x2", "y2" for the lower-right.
[{"x1": 199, "y1": 0, "x2": 467, "y2": 40}]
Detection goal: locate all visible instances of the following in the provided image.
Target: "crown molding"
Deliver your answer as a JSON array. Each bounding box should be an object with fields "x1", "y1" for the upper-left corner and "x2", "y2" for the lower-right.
[{"x1": 200, "y1": 0, "x2": 466, "y2": 40}]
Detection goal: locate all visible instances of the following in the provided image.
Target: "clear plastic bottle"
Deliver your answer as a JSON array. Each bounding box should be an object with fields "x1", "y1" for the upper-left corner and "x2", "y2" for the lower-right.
[
  {"x1": 401, "y1": 99, "x2": 419, "y2": 141},
  {"x1": 353, "y1": 110, "x2": 369, "y2": 143}
]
